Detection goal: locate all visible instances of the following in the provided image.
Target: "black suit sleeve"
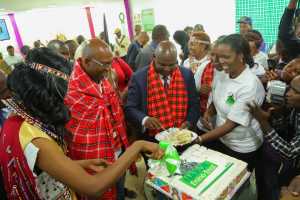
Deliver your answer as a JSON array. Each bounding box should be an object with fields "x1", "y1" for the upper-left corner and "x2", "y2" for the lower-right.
[
  {"x1": 124, "y1": 74, "x2": 147, "y2": 128},
  {"x1": 126, "y1": 43, "x2": 138, "y2": 71},
  {"x1": 185, "y1": 69, "x2": 200, "y2": 127}
]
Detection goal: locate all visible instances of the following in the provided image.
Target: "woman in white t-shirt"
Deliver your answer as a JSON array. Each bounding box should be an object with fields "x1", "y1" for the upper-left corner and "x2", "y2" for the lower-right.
[{"x1": 198, "y1": 34, "x2": 265, "y2": 171}]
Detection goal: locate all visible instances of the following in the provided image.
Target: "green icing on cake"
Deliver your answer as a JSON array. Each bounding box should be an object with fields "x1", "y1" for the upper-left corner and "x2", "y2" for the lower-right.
[{"x1": 180, "y1": 161, "x2": 218, "y2": 188}]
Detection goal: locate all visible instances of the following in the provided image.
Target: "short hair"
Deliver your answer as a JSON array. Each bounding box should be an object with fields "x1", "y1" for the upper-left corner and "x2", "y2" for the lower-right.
[
  {"x1": 194, "y1": 24, "x2": 205, "y2": 32},
  {"x1": 244, "y1": 30, "x2": 263, "y2": 49},
  {"x1": 152, "y1": 25, "x2": 169, "y2": 41},
  {"x1": 173, "y1": 31, "x2": 189, "y2": 47},
  {"x1": 76, "y1": 35, "x2": 85, "y2": 45},
  {"x1": 184, "y1": 26, "x2": 193, "y2": 33},
  {"x1": 20, "y1": 45, "x2": 30, "y2": 57},
  {"x1": 33, "y1": 41, "x2": 41, "y2": 48},
  {"x1": 6, "y1": 45, "x2": 14, "y2": 51}
]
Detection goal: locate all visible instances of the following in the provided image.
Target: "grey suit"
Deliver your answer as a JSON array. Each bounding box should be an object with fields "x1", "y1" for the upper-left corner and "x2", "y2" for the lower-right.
[{"x1": 135, "y1": 41, "x2": 157, "y2": 69}]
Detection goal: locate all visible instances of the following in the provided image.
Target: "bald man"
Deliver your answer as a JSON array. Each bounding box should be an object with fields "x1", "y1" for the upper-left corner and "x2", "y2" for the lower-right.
[
  {"x1": 125, "y1": 41, "x2": 199, "y2": 141},
  {"x1": 126, "y1": 32, "x2": 149, "y2": 71},
  {"x1": 64, "y1": 38, "x2": 133, "y2": 200}
]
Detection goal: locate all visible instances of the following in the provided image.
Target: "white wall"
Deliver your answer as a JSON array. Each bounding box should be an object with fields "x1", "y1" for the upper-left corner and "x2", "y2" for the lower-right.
[
  {"x1": 0, "y1": 0, "x2": 236, "y2": 56},
  {"x1": 15, "y1": 6, "x2": 90, "y2": 47},
  {"x1": 8, "y1": 0, "x2": 127, "y2": 49},
  {"x1": 131, "y1": 0, "x2": 236, "y2": 42},
  {"x1": 91, "y1": 1, "x2": 127, "y2": 44}
]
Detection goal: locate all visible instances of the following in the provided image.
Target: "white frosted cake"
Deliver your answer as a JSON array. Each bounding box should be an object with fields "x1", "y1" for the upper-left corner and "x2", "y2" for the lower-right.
[{"x1": 146, "y1": 144, "x2": 249, "y2": 200}]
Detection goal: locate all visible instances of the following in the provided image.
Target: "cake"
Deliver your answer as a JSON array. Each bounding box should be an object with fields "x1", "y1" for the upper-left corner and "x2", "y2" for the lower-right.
[{"x1": 146, "y1": 144, "x2": 249, "y2": 200}]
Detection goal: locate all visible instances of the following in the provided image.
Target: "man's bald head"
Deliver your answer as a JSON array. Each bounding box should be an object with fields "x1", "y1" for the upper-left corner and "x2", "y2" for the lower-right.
[
  {"x1": 80, "y1": 39, "x2": 113, "y2": 83},
  {"x1": 154, "y1": 41, "x2": 177, "y2": 60},
  {"x1": 154, "y1": 41, "x2": 178, "y2": 76},
  {"x1": 81, "y1": 39, "x2": 112, "y2": 60},
  {"x1": 137, "y1": 32, "x2": 149, "y2": 46}
]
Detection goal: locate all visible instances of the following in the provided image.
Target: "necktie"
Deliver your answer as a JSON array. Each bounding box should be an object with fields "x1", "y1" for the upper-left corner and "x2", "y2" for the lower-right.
[{"x1": 163, "y1": 76, "x2": 169, "y2": 93}]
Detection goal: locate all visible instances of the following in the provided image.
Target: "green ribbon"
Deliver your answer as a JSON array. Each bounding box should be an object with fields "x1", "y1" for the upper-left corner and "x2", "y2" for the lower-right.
[
  {"x1": 159, "y1": 141, "x2": 180, "y2": 175},
  {"x1": 119, "y1": 12, "x2": 125, "y2": 24}
]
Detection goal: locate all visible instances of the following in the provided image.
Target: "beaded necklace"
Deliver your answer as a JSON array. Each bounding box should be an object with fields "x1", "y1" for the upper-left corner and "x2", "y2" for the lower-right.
[{"x1": 2, "y1": 98, "x2": 61, "y2": 142}]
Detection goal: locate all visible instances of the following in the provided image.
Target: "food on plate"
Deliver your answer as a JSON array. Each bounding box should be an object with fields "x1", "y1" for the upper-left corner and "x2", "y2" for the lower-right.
[{"x1": 166, "y1": 129, "x2": 193, "y2": 145}]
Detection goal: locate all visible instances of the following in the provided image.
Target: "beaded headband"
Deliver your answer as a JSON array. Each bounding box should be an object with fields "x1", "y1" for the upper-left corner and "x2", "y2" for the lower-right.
[
  {"x1": 29, "y1": 62, "x2": 69, "y2": 81},
  {"x1": 189, "y1": 39, "x2": 210, "y2": 45}
]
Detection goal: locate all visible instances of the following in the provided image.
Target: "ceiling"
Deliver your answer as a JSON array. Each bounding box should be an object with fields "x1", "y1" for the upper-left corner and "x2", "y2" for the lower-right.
[{"x1": 0, "y1": 0, "x2": 122, "y2": 12}]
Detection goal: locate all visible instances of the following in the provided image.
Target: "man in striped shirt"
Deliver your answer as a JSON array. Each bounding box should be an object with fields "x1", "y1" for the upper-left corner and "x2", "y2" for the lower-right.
[{"x1": 248, "y1": 75, "x2": 300, "y2": 200}]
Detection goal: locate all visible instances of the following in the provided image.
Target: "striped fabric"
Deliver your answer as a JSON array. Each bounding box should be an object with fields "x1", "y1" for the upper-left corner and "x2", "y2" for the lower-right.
[
  {"x1": 65, "y1": 62, "x2": 132, "y2": 200},
  {"x1": 147, "y1": 63, "x2": 188, "y2": 136},
  {"x1": 200, "y1": 61, "x2": 214, "y2": 114}
]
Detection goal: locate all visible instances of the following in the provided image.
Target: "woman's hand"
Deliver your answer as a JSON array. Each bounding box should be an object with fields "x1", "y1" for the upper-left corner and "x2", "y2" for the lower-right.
[
  {"x1": 200, "y1": 84, "x2": 212, "y2": 95},
  {"x1": 202, "y1": 111, "x2": 213, "y2": 130},
  {"x1": 135, "y1": 141, "x2": 164, "y2": 160}
]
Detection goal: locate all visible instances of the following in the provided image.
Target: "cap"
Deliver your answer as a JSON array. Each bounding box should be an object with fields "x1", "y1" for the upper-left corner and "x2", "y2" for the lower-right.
[
  {"x1": 237, "y1": 16, "x2": 252, "y2": 25},
  {"x1": 114, "y1": 28, "x2": 121, "y2": 34}
]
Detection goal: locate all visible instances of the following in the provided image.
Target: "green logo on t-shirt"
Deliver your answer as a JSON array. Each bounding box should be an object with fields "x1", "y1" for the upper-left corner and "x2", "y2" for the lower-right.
[{"x1": 226, "y1": 94, "x2": 235, "y2": 105}]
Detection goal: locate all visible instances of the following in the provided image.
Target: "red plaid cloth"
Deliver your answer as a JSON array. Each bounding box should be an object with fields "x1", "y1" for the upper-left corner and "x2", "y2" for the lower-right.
[
  {"x1": 65, "y1": 62, "x2": 133, "y2": 200},
  {"x1": 147, "y1": 63, "x2": 188, "y2": 136},
  {"x1": 200, "y1": 61, "x2": 214, "y2": 114}
]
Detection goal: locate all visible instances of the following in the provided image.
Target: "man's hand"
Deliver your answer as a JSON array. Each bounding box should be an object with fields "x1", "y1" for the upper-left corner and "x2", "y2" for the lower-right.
[
  {"x1": 286, "y1": 93, "x2": 300, "y2": 108},
  {"x1": 288, "y1": 175, "x2": 300, "y2": 196},
  {"x1": 144, "y1": 117, "x2": 163, "y2": 130},
  {"x1": 200, "y1": 84, "x2": 212, "y2": 95},
  {"x1": 247, "y1": 102, "x2": 275, "y2": 133},
  {"x1": 266, "y1": 70, "x2": 280, "y2": 81},
  {"x1": 179, "y1": 121, "x2": 191, "y2": 130},
  {"x1": 247, "y1": 102, "x2": 273, "y2": 123}
]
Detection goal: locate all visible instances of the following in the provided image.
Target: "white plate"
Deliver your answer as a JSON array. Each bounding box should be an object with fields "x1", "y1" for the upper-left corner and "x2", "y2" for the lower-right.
[{"x1": 155, "y1": 128, "x2": 198, "y2": 146}]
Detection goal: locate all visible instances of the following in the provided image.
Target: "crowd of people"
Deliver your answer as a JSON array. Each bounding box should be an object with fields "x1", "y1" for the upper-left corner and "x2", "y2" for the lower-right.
[{"x1": 1, "y1": 0, "x2": 300, "y2": 199}]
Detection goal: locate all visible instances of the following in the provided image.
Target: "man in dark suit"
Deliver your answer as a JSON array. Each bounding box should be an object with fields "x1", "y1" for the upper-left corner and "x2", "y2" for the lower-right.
[{"x1": 125, "y1": 41, "x2": 199, "y2": 142}]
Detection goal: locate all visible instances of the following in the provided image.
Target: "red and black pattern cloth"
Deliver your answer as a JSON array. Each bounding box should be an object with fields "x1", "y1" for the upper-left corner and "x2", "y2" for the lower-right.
[
  {"x1": 147, "y1": 63, "x2": 188, "y2": 136},
  {"x1": 200, "y1": 62, "x2": 214, "y2": 114},
  {"x1": 65, "y1": 62, "x2": 134, "y2": 200}
]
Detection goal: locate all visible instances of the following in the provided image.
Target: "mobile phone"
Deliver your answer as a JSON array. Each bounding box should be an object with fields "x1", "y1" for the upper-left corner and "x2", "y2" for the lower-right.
[{"x1": 267, "y1": 59, "x2": 277, "y2": 70}]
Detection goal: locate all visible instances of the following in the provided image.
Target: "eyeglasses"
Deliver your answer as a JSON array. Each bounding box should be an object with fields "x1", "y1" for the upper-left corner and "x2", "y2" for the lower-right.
[{"x1": 91, "y1": 59, "x2": 111, "y2": 68}]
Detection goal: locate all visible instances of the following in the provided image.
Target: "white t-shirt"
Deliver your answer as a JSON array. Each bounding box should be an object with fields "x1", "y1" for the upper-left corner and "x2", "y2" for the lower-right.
[
  {"x1": 183, "y1": 56, "x2": 210, "y2": 91},
  {"x1": 249, "y1": 63, "x2": 265, "y2": 77},
  {"x1": 4, "y1": 54, "x2": 23, "y2": 66},
  {"x1": 254, "y1": 51, "x2": 268, "y2": 70},
  {"x1": 212, "y1": 67, "x2": 265, "y2": 153}
]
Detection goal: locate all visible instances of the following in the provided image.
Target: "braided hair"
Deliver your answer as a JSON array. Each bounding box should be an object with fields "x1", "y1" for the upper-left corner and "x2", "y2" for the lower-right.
[{"x1": 7, "y1": 64, "x2": 70, "y2": 144}]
